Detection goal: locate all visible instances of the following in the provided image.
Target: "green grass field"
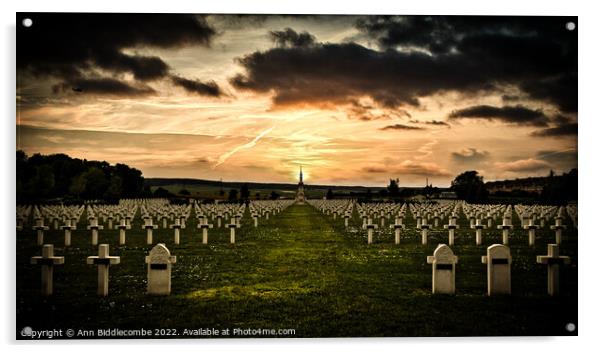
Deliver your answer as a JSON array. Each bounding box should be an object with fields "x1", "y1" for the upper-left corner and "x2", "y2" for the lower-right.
[{"x1": 16, "y1": 204, "x2": 578, "y2": 338}]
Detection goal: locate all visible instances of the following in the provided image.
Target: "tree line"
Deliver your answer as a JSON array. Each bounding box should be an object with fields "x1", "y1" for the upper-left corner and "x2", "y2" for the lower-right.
[{"x1": 17, "y1": 151, "x2": 145, "y2": 203}]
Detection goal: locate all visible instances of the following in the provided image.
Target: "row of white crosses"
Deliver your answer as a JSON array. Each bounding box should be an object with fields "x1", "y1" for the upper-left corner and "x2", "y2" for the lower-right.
[
  {"x1": 30, "y1": 243, "x2": 177, "y2": 296},
  {"x1": 426, "y1": 243, "x2": 571, "y2": 296},
  {"x1": 27, "y1": 205, "x2": 85, "y2": 246},
  {"x1": 196, "y1": 200, "x2": 294, "y2": 244},
  {"x1": 16, "y1": 205, "x2": 32, "y2": 231},
  {"x1": 248, "y1": 200, "x2": 295, "y2": 226},
  {"x1": 409, "y1": 202, "x2": 573, "y2": 247},
  {"x1": 307, "y1": 199, "x2": 356, "y2": 227},
  {"x1": 193, "y1": 202, "x2": 243, "y2": 244}
]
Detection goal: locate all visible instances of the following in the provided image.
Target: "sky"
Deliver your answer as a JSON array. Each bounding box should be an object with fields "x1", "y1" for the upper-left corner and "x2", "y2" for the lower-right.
[{"x1": 16, "y1": 14, "x2": 577, "y2": 187}]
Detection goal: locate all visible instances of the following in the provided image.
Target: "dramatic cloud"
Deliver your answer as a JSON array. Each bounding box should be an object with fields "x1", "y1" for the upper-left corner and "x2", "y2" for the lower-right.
[
  {"x1": 362, "y1": 160, "x2": 451, "y2": 176},
  {"x1": 270, "y1": 28, "x2": 316, "y2": 48},
  {"x1": 531, "y1": 123, "x2": 578, "y2": 137},
  {"x1": 380, "y1": 124, "x2": 424, "y2": 131},
  {"x1": 536, "y1": 149, "x2": 578, "y2": 165},
  {"x1": 448, "y1": 105, "x2": 550, "y2": 127},
  {"x1": 52, "y1": 78, "x2": 155, "y2": 96},
  {"x1": 171, "y1": 76, "x2": 223, "y2": 97},
  {"x1": 17, "y1": 13, "x2": 220, "y2": 96},
  {"x1": 495, "y1": 158, "x2": 551, "y2": 172},
  {"x1": 346, "y1": 100, "x2": 411, "y2": 121},
  {"x1": 232, "y1": 17, "x2": 576, "y2": 113},
  {"x1": 409, "y1": 119, "x2": 450, "y2": 127},
  {"x1": 356, "y1": 16, "x2": 576, "y2": 112},
  {"x1": 451, "y1": 148, "x2": 490, "y2": 163}
]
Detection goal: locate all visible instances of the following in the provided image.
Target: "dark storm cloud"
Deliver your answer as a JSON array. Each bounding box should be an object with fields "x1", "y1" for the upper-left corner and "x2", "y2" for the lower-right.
[
  {"x1": 536, "y1": 150, "x2": 577, "y2": 165},
  {"x1": 270, "y1": 28, "x2": 316, "y2": 48},
  {"x1": 409, "y1": 119, "x2": 450, "y2": 127},
  {"x1": 521, "y1": 74, "x2": 578, "y2": 113},
  {"x1": 232, "y1": 17, "x2": 576, "y2": 113},
  {"x1": 231, "y1": 41, "x2": 482, "y2": 108},
  {"x1": 448, "y1": 105, "x2": 550, "y2": 127},
  {"x1": 17, "y1": 13, "x2": 221, "y2": 96},
  {"x1": 171, "y1": 76, "x2": 223, "y2": 97},
  {"x1": 530, "y1": 123, "x2": 578, "y2": 137},
  {"x1": 52, "y1": 78, "x2": 155, "y2": 96},
  {"x1": 380, "y1": 124, "x2": 424, "y2": 131},
  {"x1": 451, "y1": 148, "x2": 490, "y2": 163}
]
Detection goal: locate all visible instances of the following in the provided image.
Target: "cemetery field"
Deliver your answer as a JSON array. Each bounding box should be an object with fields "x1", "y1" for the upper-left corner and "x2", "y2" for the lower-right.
[{"x1": 16, "y1": 204, "x2": 577, "y2": 338}]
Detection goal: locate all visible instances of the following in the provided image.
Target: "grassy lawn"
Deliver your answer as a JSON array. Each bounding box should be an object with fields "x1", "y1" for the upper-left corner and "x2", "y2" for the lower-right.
[{"x1": 16, "y1": 204, "x2": 578, "y2": 338}]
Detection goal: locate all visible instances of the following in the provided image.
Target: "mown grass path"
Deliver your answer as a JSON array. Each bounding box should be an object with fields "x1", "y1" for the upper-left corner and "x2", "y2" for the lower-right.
[{"x1": 17, "y1": 204, "x2": 577, "y2": 337}]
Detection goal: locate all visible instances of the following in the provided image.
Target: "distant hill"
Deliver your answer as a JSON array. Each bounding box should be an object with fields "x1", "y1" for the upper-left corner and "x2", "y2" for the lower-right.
[{"x1": 144, "y1": 177, "x2": 390, "y2": 199}]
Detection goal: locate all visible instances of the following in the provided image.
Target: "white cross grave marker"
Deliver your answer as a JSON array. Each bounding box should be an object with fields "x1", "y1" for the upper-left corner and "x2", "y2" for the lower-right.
[
  {"x1": 536, "y1": 244, "x2": 571, "y2": 296},
  {"x1": 86, "y1": 244, "x2": 120, "y2": 296},
  {"x1": 30, "y1": 244, "x2": 64, "y2": 296}
]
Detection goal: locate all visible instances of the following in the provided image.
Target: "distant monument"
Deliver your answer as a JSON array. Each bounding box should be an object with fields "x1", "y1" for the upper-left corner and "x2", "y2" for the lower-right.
[{"x1": 296, "y1": 166, "x2": 306, "y2": 204}]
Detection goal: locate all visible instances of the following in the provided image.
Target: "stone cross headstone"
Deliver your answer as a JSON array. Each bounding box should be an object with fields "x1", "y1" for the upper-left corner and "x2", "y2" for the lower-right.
[
  {"x1": 427, "y1": 244, "x2": 458, "y2": 294},
  {"x1": 363, "y1": 219, "x2": 377, "y2": 244},
  {"x1": 179, "y1": 215, "x2": 187, "y2": 229},
  {"x1": 227, "y1": 219, "x2": 241, "y2": 244},
  {"x1": 145, "y1": 244, "x2": 176, "y2": 295},
  {"x1": 198, "y1": 219, "x2": 213, "y2": 244},
  {"x1": 32, "y1": 218, "x2": 49, "y2": 246},
  {"x1": 536, "y1": 244, "x2": 571, "y2": 296},
  {"x1": 117, "y1": 218, "x2": 130, "y2": 245},
  {"x1": 523, "y1": 218, "x2": 539, "y2": 246},
  {"x1": 51, "y1": 216, "x2": 60, "y2": 230},
  {"x1": 481, "y1": 244, "x2": 512, "y2": 295},
  {"x1": 485, "y1": 213, "x2": 494, "y2": 228},
  {"x1": 30, "y1": 244, "x2": 65, "y2": 296},
  {"x1": 87, "y1": 217, "x2": 104, "y2": 245},
  {"x1": 61, "y1": 219, "x2": 76, "y2": 247},
  {"x1": 415, "y1": 214, "x2": 423, "y2": 230},
  {"x1": 107, "y1": 214, "x2": 114, "y2": 230},
  {"x1": 86, "y1": 244, "x2": 120, "y2": 296},
  {"x1": 343, "y1": 213, "x2": 351, "y2": 228},
  {"x1": 432, "y1": 214, "x2": 441, "y2": 228},
  {"x1": 550, "y1": 216, "x2": 567, "y2": 245},
  {"x1": 170, "y1": 218, "x2": 183, "y2": 245},
  {"x1": 390, "y1": 217, "x2": 405, "y2": 245},
  {"x1": 497, "y1": 215, "x2": 513, "y2": 245},
  {"x1": 469, "y1": 214, "x2": 476, "y2": 228},
  {"x1": 444, "y1": 218, "x2": 459, "y2": 246},
  {"x1": 142, "y1": 217, "x2": 158, "y2": 245},
  {"x1": 471, "y1": 218, "x2": 486, "y2": 246},
  {"x1": 420, "y1": 218, "x2": 431, "y2": 245}
]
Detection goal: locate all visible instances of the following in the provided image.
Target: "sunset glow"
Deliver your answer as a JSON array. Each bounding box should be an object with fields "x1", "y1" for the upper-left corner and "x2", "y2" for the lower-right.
[{"x1": 17, "y1": 14, "x2": 577, "y2": 186}]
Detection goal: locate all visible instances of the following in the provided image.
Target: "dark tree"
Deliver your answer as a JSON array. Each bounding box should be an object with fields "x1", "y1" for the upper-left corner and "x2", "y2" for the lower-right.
[
  {"x1": 387, "y1": 178, "x2": 400, "y2": 197},
  {"x1": 153, "y1": 187, "x2": 173, "y2": 198},
  {"x1": 540, "y1": 168, "x2": 577, "y2": 204},
  {"x1": 270, "y1": 191, "x2": 279, "y2": 200},
  {"x1": 179, "y1": 189, "x2": 191, "y2": 196},
  {"x1": 255, "y1": 192, "x2": 261, "y2": 199},
  {"x1": 17, "y1": 150, "x2": 145, "y2": 202},
  {"x1": 240, "y1": 183, "x2": 250, "y2": 200},
  {"x1": 228, "y1": 188, "x2": 238, "y2": 201},
  {"x1": 326, "y1": 189, "x2": 334, "y2": 199},
  {"x1": 450, "y1": 171, "x2": 488, "y2": 203}
]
